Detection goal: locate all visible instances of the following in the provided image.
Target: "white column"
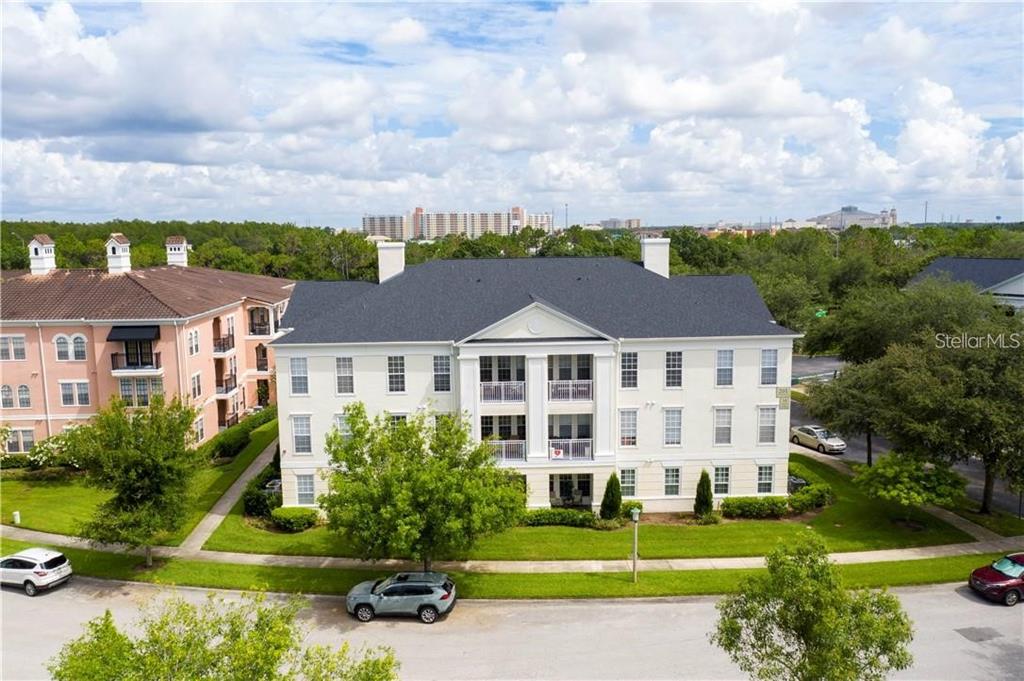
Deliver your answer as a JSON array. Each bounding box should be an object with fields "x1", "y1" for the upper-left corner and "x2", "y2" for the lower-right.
[
  {"x1": 457, "y1": 354, "x2": 481, "y2": 440},
  {"x1": 526, "y1": 354, "x2": 548, "y2": 461},
  {"x1": 594, "y1": 354, "x2": 614, "y2": 458}
]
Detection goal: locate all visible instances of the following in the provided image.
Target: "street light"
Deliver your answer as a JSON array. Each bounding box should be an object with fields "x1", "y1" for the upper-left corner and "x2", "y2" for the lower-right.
[{"x1": 631, "y1": 507, "x2": 641, "y2": 583}]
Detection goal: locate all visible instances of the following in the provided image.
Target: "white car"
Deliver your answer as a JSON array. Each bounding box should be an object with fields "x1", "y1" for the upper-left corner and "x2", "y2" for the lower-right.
[
  {"x1": 0, "y1": 548, "x2": 73, "y2": 596},
  {"x1": 790, "y1": 425, "x2": 847, "y2": 454}
]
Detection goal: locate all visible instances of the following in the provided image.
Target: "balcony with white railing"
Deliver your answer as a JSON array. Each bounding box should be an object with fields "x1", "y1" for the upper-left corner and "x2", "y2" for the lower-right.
[
  {"x1": 489, "y1": 440, "x2": 527, "y2": 463},
  {"x1": 480, "y1": 381, "x2": 526, "y2": 403},
  {"x1": 547, "y1": 438, "x2": 593, "y2": 461},
  {"x1": 547, "y1": 379, "x2": 593, "y2": 401}
]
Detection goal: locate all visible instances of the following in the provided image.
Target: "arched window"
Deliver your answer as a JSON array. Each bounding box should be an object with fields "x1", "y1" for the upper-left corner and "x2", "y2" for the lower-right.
[
  {"x1": 72, "y1": 335, "x2": 87, "y2": 361},
  {"x1": 0, "y1": 385, "x2": 12, "y2": 409},
  {"x1": 55, "y1": 336, "x2": 70, "y2": 361},
  {"x1": 17, "y1": 385, "x2": 30, "y2": 408}
]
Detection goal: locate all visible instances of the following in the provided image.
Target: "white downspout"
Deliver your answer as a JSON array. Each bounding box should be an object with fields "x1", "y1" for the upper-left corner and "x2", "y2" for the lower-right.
[{"x1": 35, "y1": 324, "x2": 53, "y2": 437}]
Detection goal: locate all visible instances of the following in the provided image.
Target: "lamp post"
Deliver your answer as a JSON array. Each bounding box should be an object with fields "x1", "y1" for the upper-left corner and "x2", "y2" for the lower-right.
[{"x1": 631, "y1": 507, "x2": 641, "y2": 583}]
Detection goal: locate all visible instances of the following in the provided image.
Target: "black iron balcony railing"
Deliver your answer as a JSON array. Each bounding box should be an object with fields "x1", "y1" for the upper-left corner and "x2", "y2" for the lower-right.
[
  {"x1": 218, "y1": 413, "x2": 239, "y2": 429},
  {"x1": 212, "y1": 334, "x2": 235, "y2": 353},
  {"x1": 249, "y1": 322, "x2": 271, "y2": 336},
  {"x1": 111, "y1": 352, "x2": 161, "y2": 371},
  {"x1": 216, "y1": 374, "x2": 238, "y2": 394}
]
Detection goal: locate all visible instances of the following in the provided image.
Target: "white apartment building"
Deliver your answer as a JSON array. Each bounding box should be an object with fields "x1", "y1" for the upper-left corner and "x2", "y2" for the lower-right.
[
  {"x1": 362, "y1": 214, "x2": 411, "y2": 241},
  {"x1": 272, "y1": 240, "x2": 798, "y2": 512},
  {"x1": 362, "y1": 207, "x2": 554, "y2": 241}
]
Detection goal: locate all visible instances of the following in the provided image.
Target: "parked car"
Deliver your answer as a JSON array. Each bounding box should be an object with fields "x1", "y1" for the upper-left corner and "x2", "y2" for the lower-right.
[
  {"x1": 0, "y1": 548, "x2": 73, "y2": 596},
  {"x1": 262, "y1": 478, "x2": 282, "y2": 494},
  {"x1": 969, "y1": 553, "x2": 1024, "y2": 606},
  {"x1": 346, "y1": 572, "x2": 457, "y2": 624},
  {"x1": 788, "y1": 475, "x2": 809, "y2": 494},
  {"x1": 790, "y1": 425, "x2": 847, "y2": 454}
]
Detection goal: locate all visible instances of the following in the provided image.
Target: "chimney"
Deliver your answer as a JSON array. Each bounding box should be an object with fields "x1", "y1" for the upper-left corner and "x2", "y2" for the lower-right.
[
  {"x1": 640, "y1": 237, "x2": 670, "y2": 278},
  {"x1": 376, "y1": 241, "x2": 406, "y2": 283},
  {"x1": 165, "y1": 235, "x2": 189, "y2": 266},
  {"x1": 28, "y1": 234, "x2": 57, "y2": 275},
  {"x1": 105, "y1": 233, "x2": 132, "y2": 274}
]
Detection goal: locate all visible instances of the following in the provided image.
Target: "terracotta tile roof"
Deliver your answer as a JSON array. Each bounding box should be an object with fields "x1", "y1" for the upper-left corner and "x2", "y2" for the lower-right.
[
  {"x1": 1, "y1": 266, "x2": 294, "y2": 321},
  {"x1": 165, "y1": 235, "x2": 187, "y2": 245},
  {"x1": 107, "y1": 233, "x2": 131, "y2": 245},
  {"x1": 31, "y1": 234, "x2": 55, "y2": 245}
]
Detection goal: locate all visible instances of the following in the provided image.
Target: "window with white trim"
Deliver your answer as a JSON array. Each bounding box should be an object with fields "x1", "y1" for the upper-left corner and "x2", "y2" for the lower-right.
[
  {"x1": 665, "y1": 351, "x2": 683, "y2": 388},
  {"x1": 433, "y1": 355, "x2": 451, "y2": 392},
  {"x1": 714, "y1": 466, "x2": 731, "y2": 495},
  {"x1": 120, "y1": 378, "x2": 163, "y2": 407},
  {"x1": 716, "y1": 350, "x2": 734, "y2": 387},
  {"x1": 0, "y1": 385, "x2": 12, "y2": 408},
  {"x1": 55, "y1": 336, "x2": 70, "y2": 361},
  {"x1": 290, "y1": 357, "x2": 308, "y2": 395},
  {"x1": 5, "y1": 428, "x2": 35, "y2": 453},
  {"x1": 296, "y1": 474, "x2": 315, "y2": 505},
  {"x1": 663, "y1": 408, "x2": 682, "y2": 446},
  {"x1": 760, "y1": 349, "x2": 778, "y2": 385},
  {"x1": 194, "y1": 417, "x2": 205, "y2": 442},
  {"x1": 292, "y1": 415, "x2": 312, "y2": 453},
  {"x1": 60, "y1": 381, "x2": 90, "y2": 406},
  {"x1": 17, "y1": 385, "x2": 30, "y2": 408},
  {"x1": 758, "y1": 406, "x2": 777, "y2": 444},
  {"x1": 187, "y1": 330, "x2": 200, "y2": 356},
  {"x1": 713, "y1": 407, "x2": 732, "y2": 445},
  {"x1": 664, "y1": 467, "x2": 680, "y2": 495},
  {"x1": 335, "y1": 357, "x2": 354, "y2": 394},
  {"x1": 619, "y1": 409, "x2": 638, "y2": 446},
  {"x1": 191, "y1": 373, "x2": 202, "y2": 399},
  {"x1": 333, "y1": 413, "x2": 352, "y2": 440},
  {"x1": 389, "y1": 414, "x2": 407, "y2": 428},
  {"x1": 72, "y1": 335, "x2": 86, "y2": 360},
  {"x1": 387, "y1": 356, "x2": 405, "y2": 393},
  {"x1": 620, "y1": 352, "x2": 638, "y2": 388},
  {"x1": 757, "y1": 465, "x2": 774, "y2": 494},
  {"x1": 1, "y1": 335, "x2": 26, "y2": 361},
  {"x1": 620, "y1": 468, "x2": 636, "y2": 496}
]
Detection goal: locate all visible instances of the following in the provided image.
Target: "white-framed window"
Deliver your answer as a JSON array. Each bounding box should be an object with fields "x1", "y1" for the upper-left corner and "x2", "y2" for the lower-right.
[
  {"x1": 296, "y1": 474, "x2": 315, "y2": 505},
  {"x1": 191, "y1": 372, "x2": 202, "y2": 399},
  {"x1": 335, "y1": 357, "x2": 354, "y2": 394},
  {"x1": 290, "y1": 357, "x2": 308, "y2": 395},
  {"x1": 17, "y1": 385, "x2": 30, "y2": 408},
  {"x1": 194, "y1": 417, "x2": 205, "y2": 442},
  {"x1": 664, "y1": 467, "x2": 680, "y2": 496},
  {"x1": 665, "y1": 351, "x2": 683, "y2": 388},
  {"x1": 292, "y1": 415, "x2": 312, "y2": 453},
  {"x1": 333, "y1": 413, "x2": 352, "y2": 440},
  {"x1": 55, "y1": 336, "x2": 70, "y2": 361},
  {"x1": 619, "y1": 409, "x2": 638, "y2": 447},
  {"x1": 120, "y1": 378, "x2": 163, "y2": 407},
  {"x1": 757, "y1": 465, "x2": 774, "y2": 494},
  {"x1": 433, "y1": 355, "x2": 451, "y2": 392},
  {"x1": 187, "y1": 329, "x2": 200, "y2": 356},
  {"x1": 758, "y1": 406, "x2": 777, "y2": 444},
  {"x1": 620, "y1": 352, "x2": 638, "y2": 388},
  {"x1": 663, "y1": 408, "x2": 682, "y2": 446},
  {"x1": 389, "y1": 413, "x2": 407, "y2": 428},
  {"x1": 0, "y1": 385, "x2": 13, "y2": 408},
  {"x1": 72, "y1": 335, "x2": 86, "y2": 360},
  {"x1": 620, "y1": 468, "x2": 636, "y2": 496},
  {"x1": 387, "y1": 356, "x2": 405, "y2": 393},
  {"x1": 0, "y1": 335, "x2": 26, "y2": 361},
  {"x1": 5, "y1": 428, "x2": 35, "y2": 453},
  {"x1": 59, "y1": 381, "x2": 90, "y2": 406},
  {"x1": 713, "y1": 407, "x2": 732, "y2": 445},
  {"x1": 714, "y1": 466, "x2": 731, "y2": 495},
  {"x1": 760, "y1": 349, "x2": 779, "y2": 386},
  {"x1": 716, "y1": 350, "x2": 734, "y2": 387},
  {"x1": 57, "y1": 334, "x2": 87, "y2": 361}
]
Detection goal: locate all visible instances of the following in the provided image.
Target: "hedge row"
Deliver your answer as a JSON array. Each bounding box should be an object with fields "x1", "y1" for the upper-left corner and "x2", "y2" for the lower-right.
[
  {"x1": 789, "y1": 483, "x2": 835, "y2": 514},
  {"x1": 270, "y1": 507, "x2": 319, "y2": 532},
  {"x1": 720, "y1": 483, "x2": 835, "y2": 519},
  {"x1": 201, "y1": 405, "x2": 278, "y2": 460},
  {"x1": 523, "y1": 508, "x2": 597, "y2": 528}
]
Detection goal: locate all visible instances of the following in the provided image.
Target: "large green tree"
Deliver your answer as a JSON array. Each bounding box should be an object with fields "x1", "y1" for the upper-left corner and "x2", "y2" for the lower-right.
[
  {"x1": 711, "y1": 533, "x2": 913, "y2": 681},
  {"x1": 804, "y1": 360, "x2": 890, "y2": 465},
  {"x1": 321, "y1": 404, "x2": 526, "y2": 570},
  {"x1": 49, "y1": 594, "x2": 398, "y2": 681},
  {"x1": 62, "y1": 396, "x2": 201, "y2": 566},
  {"x1": 854, "y1": 453, "x2": 965, "y2": 519}
]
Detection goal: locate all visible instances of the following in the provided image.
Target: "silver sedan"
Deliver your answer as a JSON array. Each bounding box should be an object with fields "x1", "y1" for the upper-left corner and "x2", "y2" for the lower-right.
[{"x1": 790, "y1": 425, "x2": 847, "y2": 454}]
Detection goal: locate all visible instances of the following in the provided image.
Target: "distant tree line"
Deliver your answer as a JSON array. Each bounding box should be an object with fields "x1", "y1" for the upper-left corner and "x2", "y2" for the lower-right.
[{"x1": 3, "y1": 219, "x2": 1021, "y2": 335}]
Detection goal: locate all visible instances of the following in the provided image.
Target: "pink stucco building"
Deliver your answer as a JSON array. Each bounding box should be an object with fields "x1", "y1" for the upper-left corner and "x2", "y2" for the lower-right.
[{"x1": 0, "y1": 233, "x2": 293, "y2": 451}]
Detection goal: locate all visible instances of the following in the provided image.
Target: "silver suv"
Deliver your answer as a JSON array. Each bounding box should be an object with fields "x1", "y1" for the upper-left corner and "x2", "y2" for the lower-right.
[{"x1": 346, "y1": 572, "x2": 457, "y2": 624}]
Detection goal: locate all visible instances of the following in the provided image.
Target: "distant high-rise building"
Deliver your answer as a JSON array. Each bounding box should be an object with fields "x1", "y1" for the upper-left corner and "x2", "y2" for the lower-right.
[
  {"x1": 362, "y1": 214, "x2": 411, "y2": 240},
  {"x1": 363, "y1": 207, "x2": 554, "y2": 240},
  {"x1": 624, "y1": 218, "x2": 641, "y2": 230}
]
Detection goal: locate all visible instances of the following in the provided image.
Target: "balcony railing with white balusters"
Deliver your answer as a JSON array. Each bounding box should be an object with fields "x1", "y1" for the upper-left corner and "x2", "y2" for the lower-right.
[
  {"x1": 547, "y1": 438, "x2": 593, "y2": 461},
  {"x1": 480, "y1": 381, "x2": 526, "y2": 403},
  {"x1": 489, "y1": 440, "x2": 527, "y2": 462},
  {"x1": 547, "y1": 380, "x2": 593, "y2": 401}
]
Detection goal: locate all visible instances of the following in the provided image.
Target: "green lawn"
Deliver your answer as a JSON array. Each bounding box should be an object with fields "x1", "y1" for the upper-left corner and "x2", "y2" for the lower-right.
[
  {"x1": 204, "y1": 453, "x2": 972, "y2": 560},
  {"x1": 0, "y1": 536, "x2": 1003, "y2": 599},
  {"x1": 942, "y1": 496, "x2": 1024, "y2": 538},
  {"x1": 0, "y1": 420, "x2": 277, "y2": 545}
]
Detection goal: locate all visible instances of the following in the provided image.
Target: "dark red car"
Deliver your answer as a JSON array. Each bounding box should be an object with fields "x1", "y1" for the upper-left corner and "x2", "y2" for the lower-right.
[{"x1": 969, "y1": 553, "x2": 1024, "y2": 606}]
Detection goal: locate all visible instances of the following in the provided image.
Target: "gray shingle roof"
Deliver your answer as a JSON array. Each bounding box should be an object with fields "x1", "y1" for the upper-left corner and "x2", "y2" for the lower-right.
[
  {"x1": 275, "y1": 257, "x2": 794, "y2": 345},
  {"x1": 911, "y1": 257, "x2": 1024, "y2": 291}
]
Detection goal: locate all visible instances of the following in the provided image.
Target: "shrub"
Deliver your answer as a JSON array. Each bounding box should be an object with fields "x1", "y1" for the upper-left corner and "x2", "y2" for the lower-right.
[
  {"x1": 620, "y1": 500, "x2": 643, "y2": 519},
  {"x1": 522, "y1": 508, "x2": 597, "y2": 528},
  {"x1": 594, "y1": 517, "x2": 626, "y2": 531},
  {"x1": 0, "y1": 453, "x2": 31, "y2": 469},
  {"x1": 720, "y1": 496, "x2": 789, "y2": 519},
  {"x1": 242, "y1": 464, "x2": 283, "y2": 518},
  {"x1": 695, "y1": 469, "x2": 713, "y2": 517},
  {"x1": 789, "y1": 484, "x2": 835, "y2": 514},
  {"x1": 600, "y1": 473, "x2": 622, "y2": 520},
  {"x1": 693, "y1": 512, "x2": 722, "y2": 525},
  {"x1": 270, "y1": 506, "x2": 319, "y2": 532},
  {"x1": 211, "y1": 425, "x2": 250, "y2": 460}
]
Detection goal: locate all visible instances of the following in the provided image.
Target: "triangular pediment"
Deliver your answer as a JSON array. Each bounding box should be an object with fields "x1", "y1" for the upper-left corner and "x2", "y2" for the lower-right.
[{"x1": 459, "y1": 301, "x2": 612, "y2": 343}]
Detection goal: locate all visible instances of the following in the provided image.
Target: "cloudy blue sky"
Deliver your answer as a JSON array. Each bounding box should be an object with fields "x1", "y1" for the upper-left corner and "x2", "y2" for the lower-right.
[{"x1": 2, "y1": 1, "x2": 1022, "y2": 227}]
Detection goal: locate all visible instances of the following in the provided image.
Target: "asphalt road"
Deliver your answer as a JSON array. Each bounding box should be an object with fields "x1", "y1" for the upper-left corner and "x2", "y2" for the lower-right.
[
  {"x1": 3, "y1": 578, "x2": 1022, "y2": 680},
  {"x1": 789, "y1": 400, "x2": 1023, "y2": 516}
]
